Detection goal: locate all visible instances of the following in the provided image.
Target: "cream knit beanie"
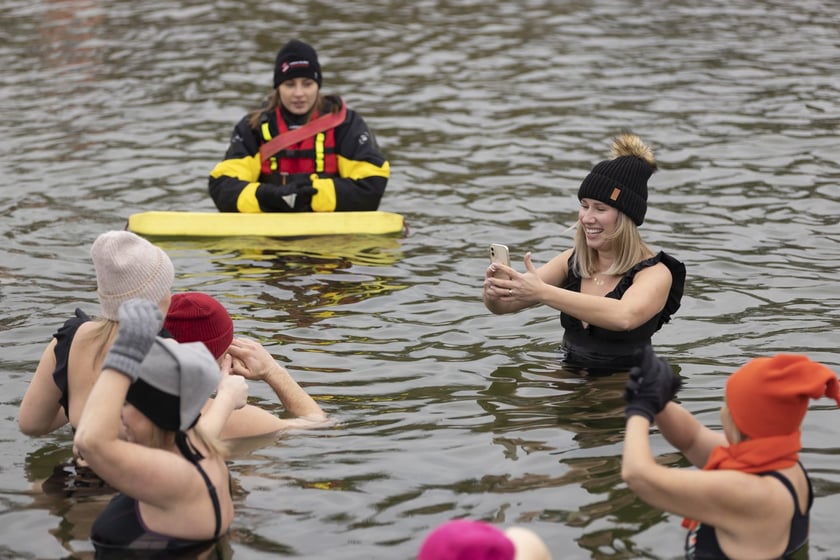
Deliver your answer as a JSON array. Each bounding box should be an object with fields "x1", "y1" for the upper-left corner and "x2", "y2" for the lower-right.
[{"x1": 91, "y1": 231, "x2": 175, "y2": 320}]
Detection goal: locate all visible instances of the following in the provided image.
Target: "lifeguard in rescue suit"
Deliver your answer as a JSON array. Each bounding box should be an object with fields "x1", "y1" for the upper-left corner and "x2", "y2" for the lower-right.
[{"x1": 209, "y1": 39, "x2": 390, "y2": 213}]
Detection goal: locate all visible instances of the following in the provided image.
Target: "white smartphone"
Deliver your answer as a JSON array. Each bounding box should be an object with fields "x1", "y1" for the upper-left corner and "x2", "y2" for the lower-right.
[{"x1": 488, "y1": 243, "x2": 510, "y2": 278}]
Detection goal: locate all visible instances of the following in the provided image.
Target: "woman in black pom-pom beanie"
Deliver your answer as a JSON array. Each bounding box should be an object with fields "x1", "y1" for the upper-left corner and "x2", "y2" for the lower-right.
[{"x1": 483, "y1": 133, "x2": 686, "y2": 374}]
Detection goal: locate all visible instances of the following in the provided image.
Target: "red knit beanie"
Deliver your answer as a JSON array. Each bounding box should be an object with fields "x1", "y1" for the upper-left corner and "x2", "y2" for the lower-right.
[
  {"x1": 726, "y1": 354, "x2": 840, "y2": 439},
  {"x1": 164, "y1": 292, "x2": 234, "y2": 360}
]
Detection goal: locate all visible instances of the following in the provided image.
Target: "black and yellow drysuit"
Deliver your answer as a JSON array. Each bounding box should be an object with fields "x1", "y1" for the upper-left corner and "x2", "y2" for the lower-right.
[{"x1": 209, "y1": 95, "x2": 389, "y2": 212}]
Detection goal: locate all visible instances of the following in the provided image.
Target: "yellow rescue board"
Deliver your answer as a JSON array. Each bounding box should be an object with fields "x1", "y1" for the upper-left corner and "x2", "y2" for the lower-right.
[{"x1": 127, "y1": 211, "x2": 406, "y2": 238}]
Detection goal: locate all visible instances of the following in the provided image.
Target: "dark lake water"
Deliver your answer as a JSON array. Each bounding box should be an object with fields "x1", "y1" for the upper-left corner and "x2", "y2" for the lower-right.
[{"x1": 1, "y1": 0, "x2": 839, "y2": 558}]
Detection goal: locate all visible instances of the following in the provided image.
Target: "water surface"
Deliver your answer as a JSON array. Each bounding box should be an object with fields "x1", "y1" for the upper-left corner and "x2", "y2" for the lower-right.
[{"x1": 1, "y1": 0, "x2": 839, "y2": 558}]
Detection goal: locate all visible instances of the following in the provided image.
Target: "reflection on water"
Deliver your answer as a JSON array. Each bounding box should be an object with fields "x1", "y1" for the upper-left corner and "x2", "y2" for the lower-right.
[
  {"x1": 155, "y1": 235, "x2": 410, "y2": 332},
  {"x1": 150, "y1": 234, "x2": 406, "y2": 268},
  {"x1": 1, "y1": 0, "x2": 839, "y2": 558}
]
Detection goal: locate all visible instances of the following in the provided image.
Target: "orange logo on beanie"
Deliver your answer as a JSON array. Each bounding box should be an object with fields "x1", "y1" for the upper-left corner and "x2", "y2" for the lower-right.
[{"x1": 610, "y1": 187, "x2": 621, "y2": 201}]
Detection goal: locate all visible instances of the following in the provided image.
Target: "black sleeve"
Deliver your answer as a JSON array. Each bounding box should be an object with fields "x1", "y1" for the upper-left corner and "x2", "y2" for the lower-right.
[
  {"x1": 329, "y1": 108, "x2": 390, "y2": 211},
  {"x1": 208, "y1": 116, "x2": 263, "y2": 212}
]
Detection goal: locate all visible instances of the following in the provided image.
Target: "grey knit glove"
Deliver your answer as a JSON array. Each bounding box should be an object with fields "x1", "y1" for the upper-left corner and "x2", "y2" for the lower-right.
[{"x1": 102, "y1": 299, "x2": 162, "y2": 381}]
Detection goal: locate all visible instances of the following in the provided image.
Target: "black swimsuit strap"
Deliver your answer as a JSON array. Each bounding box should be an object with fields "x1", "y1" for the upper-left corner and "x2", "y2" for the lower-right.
[
  {"x1": 175, "y1": 432, "x2": 222, "y2": 538},
  {"x1": 762, "y1": 468, "x2": 813, "y2": 514},
  {"x1": 194, "y1": 461, "x2": 223, "y2": 538},
  {"x1": 759, "y1": 465, "x2": 812, "y2": 556},
  {"x1": 762, "y1": 471, "x2": 796, "y2": 494}
]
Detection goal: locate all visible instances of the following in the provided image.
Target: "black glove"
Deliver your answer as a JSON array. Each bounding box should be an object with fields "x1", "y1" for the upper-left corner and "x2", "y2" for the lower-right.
[
  {"x1": 624, "y1": 346, "x2": 683, "y2": 422},
  {"x1": 256, "y1": 180, "x2": 317, "y2": 212},
  {"x1": 102, "y1": 299, "x2": 162, "y2": 381}
]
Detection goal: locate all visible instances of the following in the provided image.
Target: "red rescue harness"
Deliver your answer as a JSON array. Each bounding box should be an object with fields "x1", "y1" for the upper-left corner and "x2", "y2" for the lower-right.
[{"x1": 259, "y1": 101, "x2": 346, "y2": 178}]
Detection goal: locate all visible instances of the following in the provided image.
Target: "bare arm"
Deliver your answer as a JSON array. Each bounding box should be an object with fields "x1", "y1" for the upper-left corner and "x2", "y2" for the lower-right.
[
  {"x1": 622, "y1": 415, "x2": 745, "y2": 522},
  {"x1": 19, "y1": 339, "x2": 68, "y2": 436},
  {"x1": 488, "y1": 251, "x2": 672, "y2": 331},
  {"x1": 483, "y1": 249, "x2": 571, "y2": 315},
  {"x1": 217, "y1": 337, "x2": 329, "y2": 438},
  {"x1": 654, "y1": 402, "x2": 727, "y2": 468},
  {"x1": 199, "y1": 354, "x2": 249, "y2": 439},
  {"x1": 74, "y1": 368, "x2": 198, "y2": 508}
]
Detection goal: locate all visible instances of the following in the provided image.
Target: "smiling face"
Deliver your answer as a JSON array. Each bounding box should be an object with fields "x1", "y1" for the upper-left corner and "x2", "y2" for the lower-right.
[
  {"x1": 278, "y1": 77, "x2": 319, "y2": 115},
  {"x1": 578, "y1": 198, "x2": 620, "y2": 251}
]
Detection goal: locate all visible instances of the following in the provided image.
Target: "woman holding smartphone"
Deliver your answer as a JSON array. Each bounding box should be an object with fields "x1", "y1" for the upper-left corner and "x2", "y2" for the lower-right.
[{"x1": 483, "y1": 133, "x2": 685, "y2": 373}]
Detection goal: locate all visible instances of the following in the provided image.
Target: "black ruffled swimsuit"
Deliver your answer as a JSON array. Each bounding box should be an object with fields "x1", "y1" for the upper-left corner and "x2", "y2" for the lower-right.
[
  {"x1": 51, "y1": 309, "x2": 173, "y2": 428},
  {"x1": 51, "y1": 308, "x2": 91, "y2": 421},
  {"x1": 559, "y1": 251, "x2": 686, "y2": 372}
]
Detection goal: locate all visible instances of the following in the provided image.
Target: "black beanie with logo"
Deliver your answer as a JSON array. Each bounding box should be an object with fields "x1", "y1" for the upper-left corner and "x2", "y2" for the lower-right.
[
  {"x1": 577, "y1": 134, "x2": 657, "y2": 226},
  {"x1": 273, "y1": 39, "x2": 322, "y2": 88}
]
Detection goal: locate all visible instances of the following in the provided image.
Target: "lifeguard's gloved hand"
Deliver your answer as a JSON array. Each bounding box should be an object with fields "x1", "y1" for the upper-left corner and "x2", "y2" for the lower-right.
[
  {"x1": 102, "y1": 299, "x2": 163, "y2": 381},
  {"x1": 256, "y1": 181, "x2": 318, "y2": 211},
  {"x1": 624, "y1": 346, "x2": 683, "y2": 422}
]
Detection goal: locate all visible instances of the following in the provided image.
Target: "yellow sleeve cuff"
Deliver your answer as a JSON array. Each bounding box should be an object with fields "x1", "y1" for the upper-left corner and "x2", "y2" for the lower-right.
[
  {"x1": 310, "y1": 174, "x2": 337, "y2": 212},
  {"x1": 237, "y1": 182, "x2": 264, "y2": 213}
]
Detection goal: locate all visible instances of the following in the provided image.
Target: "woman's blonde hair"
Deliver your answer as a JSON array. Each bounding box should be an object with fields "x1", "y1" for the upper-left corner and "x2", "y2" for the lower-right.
[
  {"x1": 91, "y1": 319, "x2": 119, "y2": 365},
  {"x1": 572, "y1": 212, "x2": 653, "y2": 277}
]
